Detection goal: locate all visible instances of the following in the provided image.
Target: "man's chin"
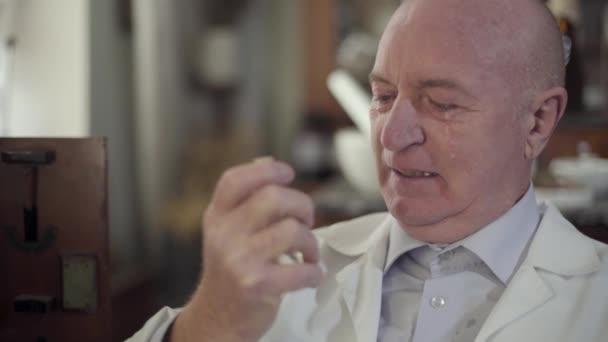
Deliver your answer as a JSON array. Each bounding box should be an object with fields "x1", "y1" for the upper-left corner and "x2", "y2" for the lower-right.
[
  {"x1": 388, "y1": 206, "x2": 462, "y2": 242},
  {"x1": 387, "y1": 197, "x2": 449, "y2": 226},
  {"x1": 391, "y1": 213, "x2": 446, "y2": 230},
  {"x1": 391, "y1": 210, "x2": 483, "y2": 244}
]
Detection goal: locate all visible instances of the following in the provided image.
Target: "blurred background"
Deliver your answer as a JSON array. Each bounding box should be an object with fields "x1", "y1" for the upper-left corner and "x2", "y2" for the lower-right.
[{"x1": 0, "y1": 0, "x2": 607, "y2": 340}]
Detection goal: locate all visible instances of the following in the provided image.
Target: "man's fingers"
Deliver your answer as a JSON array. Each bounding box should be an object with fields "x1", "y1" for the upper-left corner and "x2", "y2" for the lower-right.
[
  {"x1": 250, "y1": 218, "x2": 319, "y2": 264},
  {"x1": 233, "y1": 185, "x2": 315, "y2": 231},
  {"x1": 211, "y1": 158, "x2": 295, "y2": 215}
]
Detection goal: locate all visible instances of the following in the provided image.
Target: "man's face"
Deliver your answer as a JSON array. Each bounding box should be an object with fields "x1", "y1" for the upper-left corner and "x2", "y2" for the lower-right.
[{"x1": 370, "y1": 1, "x2": 533, "y2": 242}]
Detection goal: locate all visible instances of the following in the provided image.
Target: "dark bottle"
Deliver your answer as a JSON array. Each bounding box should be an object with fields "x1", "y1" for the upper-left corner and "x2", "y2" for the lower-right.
[{"x1": 558, "y1": 17, "x2": 586, "y2": 113}]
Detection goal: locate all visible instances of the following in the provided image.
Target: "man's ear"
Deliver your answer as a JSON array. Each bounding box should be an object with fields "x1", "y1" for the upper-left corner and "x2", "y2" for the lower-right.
[{"x1": 524, "y1": 87, "x2": 568, "y2": 160}]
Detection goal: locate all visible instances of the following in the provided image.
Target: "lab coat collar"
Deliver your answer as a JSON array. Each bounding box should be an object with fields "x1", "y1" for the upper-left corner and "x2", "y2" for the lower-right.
[
  {"x1": 319, "y1": 212, "x2": 393, "y2": 257},
  {"x1": 475, "y1": 201, "x2": 601, "y2": 341},
  {"x1": 524, "y1": 202, "x2": 601, "y2": 276},
  {"x1": 314, "y1": 212, "x2": 392, "y2": 342}
]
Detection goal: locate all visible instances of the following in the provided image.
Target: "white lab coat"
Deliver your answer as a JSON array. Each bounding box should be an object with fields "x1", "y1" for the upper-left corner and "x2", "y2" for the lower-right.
[{"x1": 128, "y1": 202, "x2": 608, "y2": 341}]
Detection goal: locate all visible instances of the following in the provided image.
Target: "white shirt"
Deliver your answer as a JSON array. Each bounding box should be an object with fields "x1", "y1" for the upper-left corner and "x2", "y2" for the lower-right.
[{"x1": 379, "y1": 185, "x2": 540, "y2": 342}]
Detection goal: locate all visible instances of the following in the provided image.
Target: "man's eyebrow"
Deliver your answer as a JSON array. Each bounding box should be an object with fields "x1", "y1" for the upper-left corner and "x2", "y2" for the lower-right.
[
  {"x1": 368, "y1": 73, "x2": 393, "y2": 85},
  {"x1": 417, "y1": 78, "x2": 475, "y2": 98}
]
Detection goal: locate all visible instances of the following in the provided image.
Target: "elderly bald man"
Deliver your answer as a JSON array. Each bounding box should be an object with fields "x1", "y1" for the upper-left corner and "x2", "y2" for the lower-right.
[{"x1": 130, "y1": 0, "x2": 608, "y2": 341}]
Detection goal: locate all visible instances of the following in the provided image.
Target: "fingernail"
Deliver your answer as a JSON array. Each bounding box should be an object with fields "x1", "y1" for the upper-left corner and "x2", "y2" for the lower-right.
[
  {"x1": 276, "y1": 162, "x2": 294, "y2": 178},
  {"x1": 254, "y1": 157, "x2": 293, "y2": 179},
  {"x1": 277, "y1": 253, "x2": 297, "y2": 265},
  {"x1": 254, "y1": 156, "x2": 274, "y2": 164}
]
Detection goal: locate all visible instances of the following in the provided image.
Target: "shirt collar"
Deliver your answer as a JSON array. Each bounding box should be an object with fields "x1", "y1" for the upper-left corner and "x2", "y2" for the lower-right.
[
  {"x1": 384, "y1": 184, "x2": 540, "y2": 284},
  {"x1": 384, "y1": 219, "x2": 425, "y2": 273},
  {"x1": 459, "y1": 184, "x2": 540, "y2": 283}
]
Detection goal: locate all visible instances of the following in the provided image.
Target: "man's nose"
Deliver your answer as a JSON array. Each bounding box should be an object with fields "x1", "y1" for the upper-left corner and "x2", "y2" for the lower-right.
[{"x1": 380, "y1": 99, "x2": 425, "y2": 151}]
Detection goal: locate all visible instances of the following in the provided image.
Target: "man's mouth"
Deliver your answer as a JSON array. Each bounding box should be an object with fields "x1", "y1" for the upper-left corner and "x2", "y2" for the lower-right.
[{"x1": 393, "y1": 169, "x2": 438, "y2": 178}]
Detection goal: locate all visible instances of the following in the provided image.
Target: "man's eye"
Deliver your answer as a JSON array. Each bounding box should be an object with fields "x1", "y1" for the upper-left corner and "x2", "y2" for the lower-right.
[
  {"x1": 427, "y1": 97, "x2": 458, "y2": 112},
  {"x1": 373, "y1": 94, "x2": 394, "y2": 104},
  {"x1": 374, "y1": 95, "x2": 391, "y2": 103},
  {"x1": 371, "y1": 93, "x2": 396, "y2": 113}
]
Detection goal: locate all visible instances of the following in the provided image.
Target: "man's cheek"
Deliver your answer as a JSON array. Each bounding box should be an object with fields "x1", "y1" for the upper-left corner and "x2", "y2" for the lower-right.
[{"x1": 443, "y1": 143, "x2": 482, "y2": 183}]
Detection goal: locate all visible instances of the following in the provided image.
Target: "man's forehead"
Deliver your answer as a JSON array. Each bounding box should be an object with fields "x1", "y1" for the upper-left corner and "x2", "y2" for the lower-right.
[
  {"x1": 387, "y1": 0, "x2": 520, "y2": 57},
  {"x1": 374, "y1": 0, "x2": 526, "y2": 87},
  {"x1": 396, "y1": 0, "x2": 523, "y2": 24}
]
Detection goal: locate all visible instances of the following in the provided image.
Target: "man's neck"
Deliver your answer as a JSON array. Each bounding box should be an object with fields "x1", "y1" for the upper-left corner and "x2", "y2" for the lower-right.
[{"x1": 398, "y1": 181, "x2": 531, "y2": 244}]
